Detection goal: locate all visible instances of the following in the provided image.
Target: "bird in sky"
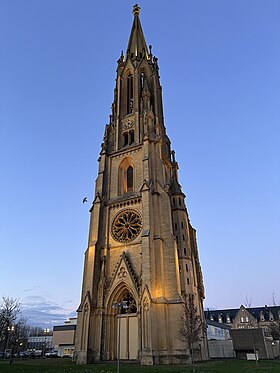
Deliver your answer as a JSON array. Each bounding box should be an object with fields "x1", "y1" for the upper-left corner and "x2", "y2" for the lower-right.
[{"x1": 82, "y1": 197, "x2": 88, "y2": 204}]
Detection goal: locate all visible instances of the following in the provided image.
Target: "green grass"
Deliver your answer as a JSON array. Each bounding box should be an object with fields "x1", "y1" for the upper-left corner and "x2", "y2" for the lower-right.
[{"x1": 0, "y1": 358, "x2": 279, "y2": 373}]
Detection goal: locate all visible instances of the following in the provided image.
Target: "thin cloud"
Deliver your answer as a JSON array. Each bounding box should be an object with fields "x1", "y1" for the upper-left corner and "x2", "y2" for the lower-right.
[
  {"x1": 21, "y1": 295, "x2": 76, "y2": 327},
  {"x1": 23, "y1": 286, "x2": 43, "y2": 293}
]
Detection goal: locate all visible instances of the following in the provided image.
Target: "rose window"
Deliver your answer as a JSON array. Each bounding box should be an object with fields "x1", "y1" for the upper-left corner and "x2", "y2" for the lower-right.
[{"x1": 111, "y1": 209, "x2": 142, "y2": 243}]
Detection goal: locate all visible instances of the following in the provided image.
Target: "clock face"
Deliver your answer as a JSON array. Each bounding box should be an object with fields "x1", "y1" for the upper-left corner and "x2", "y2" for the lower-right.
[{"x1": 111, "y1": 209, "x2": 142, "y2": 243}]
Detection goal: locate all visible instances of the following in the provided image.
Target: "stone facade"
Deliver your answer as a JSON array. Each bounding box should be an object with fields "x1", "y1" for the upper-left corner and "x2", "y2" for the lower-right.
[{"x1": 75, "y1": 5, "x2": 207, "y2": 365}]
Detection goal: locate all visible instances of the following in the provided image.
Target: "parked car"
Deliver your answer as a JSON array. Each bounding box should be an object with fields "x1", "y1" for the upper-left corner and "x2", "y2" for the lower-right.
[
  {"x1": 0, "y1": 351, "x2": 12, "y2": 359},
  {"x1": 45, "y1": 351, "x2": 58, "y2": 358},
  {"x1": 34, "y1": 350, "x2": 42, "y2": 357},
  {"x1": 18, "y1": 351, "x2": 29, "y2": 358}
]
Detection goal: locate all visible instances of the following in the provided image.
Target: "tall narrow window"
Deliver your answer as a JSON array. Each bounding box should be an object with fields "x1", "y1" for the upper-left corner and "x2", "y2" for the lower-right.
[
  {"x1": 129, "y1": 130, "x2": 134, "y2": 144},
  {"x1": 123, "y1": 132, "x2": 128, "y2": 146},
  {"x1": 126, "y1": 166, "x2": 133, "y2": 192},
  {"x1": 127, "y1": 75, "x2": 133, "y2": 114},
  {"x1": 119, "y1": 158, "x2": 134, "y2": 195}
]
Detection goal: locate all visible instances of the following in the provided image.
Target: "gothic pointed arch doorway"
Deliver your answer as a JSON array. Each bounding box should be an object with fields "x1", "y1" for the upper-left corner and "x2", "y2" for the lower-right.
[{"x1": 106, "y1": 284, "x2": 139, "y2": 361}]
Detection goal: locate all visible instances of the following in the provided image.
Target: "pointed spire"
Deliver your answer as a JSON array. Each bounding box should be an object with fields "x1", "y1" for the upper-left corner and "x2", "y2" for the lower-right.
[{"x1": 126, "y1": 4, "x2": 149, "y2": 59}]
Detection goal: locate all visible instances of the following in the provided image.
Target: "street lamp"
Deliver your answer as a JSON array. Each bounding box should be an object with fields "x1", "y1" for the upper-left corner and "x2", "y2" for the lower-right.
[
  {"x1": 7, "y1": 325, "x2": 15, "y2": 352},
  {"x1": 112, "y1": 301, "x2": 128, "y2": 373},
  {"x1": 43, "y1": 328, "x2": 50, "y2": 356},
  {"x1": 7, "y1": 325, "x2": 15, "y2": 363}
]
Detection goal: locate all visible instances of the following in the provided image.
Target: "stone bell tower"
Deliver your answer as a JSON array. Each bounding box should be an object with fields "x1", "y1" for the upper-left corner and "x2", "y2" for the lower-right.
[{"x1": 75, "y1": 4, "x2": 207, "y2": 365}]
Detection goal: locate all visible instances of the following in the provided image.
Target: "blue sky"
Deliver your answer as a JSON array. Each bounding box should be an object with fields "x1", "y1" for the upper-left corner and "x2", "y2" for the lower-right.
[{"x1": 1, "y1": 0, "x2": 279, "y2": 327}]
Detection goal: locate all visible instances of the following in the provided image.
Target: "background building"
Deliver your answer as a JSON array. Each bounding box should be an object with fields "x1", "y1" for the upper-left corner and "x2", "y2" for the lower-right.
[
  {"x1": 205, "y1": 305, "x2": 280, "y2": 359},
  {"x1": 53, "y1": 318, "x2": 77, "y2": 357},
  {"x1": 231, "y1": 328, "x2": 278, "y2": 360},
  {"x1": 27, "y1": 335, "x2": 52, "y2": 355},
  {"x1": 205, "y1": 305, "x2": 280, "y2": 337},
  {"x1": 206, "y1": 319, "x2": 235, "y2": 359},
  {"x1": 206, "y1": 319, "x2": 231, "y2": 341}
]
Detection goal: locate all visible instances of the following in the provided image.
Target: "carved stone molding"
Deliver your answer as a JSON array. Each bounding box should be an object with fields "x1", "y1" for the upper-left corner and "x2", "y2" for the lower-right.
[
  {"x1": 143, "y1": 297, "x2": 150, "y2": 311},
  {"x1": 122, "y1": 117, "x2": 135, "y2": 132},
  {"x1": 118, "y1": 266, "x2": 127, "y2": 279}
]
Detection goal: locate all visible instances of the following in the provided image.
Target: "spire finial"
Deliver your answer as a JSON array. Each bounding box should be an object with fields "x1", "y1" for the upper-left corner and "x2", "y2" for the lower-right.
[{"x1": 132, "y1": 4, "x2": 140, "y2": 16}]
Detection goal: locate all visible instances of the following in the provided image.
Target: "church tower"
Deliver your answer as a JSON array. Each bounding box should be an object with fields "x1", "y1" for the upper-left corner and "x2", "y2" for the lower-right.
[{"x1": 75, "y1": 4, "x2": 207, "y2": 365}]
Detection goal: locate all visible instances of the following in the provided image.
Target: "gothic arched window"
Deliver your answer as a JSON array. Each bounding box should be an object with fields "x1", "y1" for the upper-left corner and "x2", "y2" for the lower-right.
[
  {"x1": 120, "y1": 292, "x2": 137, "y2": 314},
  {"x1": 118, "y1": 158, "x2": 135, "y2": 195},
  {"x1": 123, "y1": 132, "x2": 129, "y2": 146},
  {"x1": 123, "y1": 131, "x2": 134, "y2": 147},
  {"x1": 127, "y1": 74, "x2": 133, "y2": 114},
  {"x1": 126, "y1": 166, "x2": 134, "y2": 192},
  {"x1": 129, "y1": 130, "x2": 134, "y2": 145}
]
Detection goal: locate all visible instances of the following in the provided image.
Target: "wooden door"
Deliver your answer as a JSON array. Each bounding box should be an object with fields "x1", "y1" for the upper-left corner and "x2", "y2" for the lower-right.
[{"x1": 119, "y1": 314, "x2": 138, "y2": 359}]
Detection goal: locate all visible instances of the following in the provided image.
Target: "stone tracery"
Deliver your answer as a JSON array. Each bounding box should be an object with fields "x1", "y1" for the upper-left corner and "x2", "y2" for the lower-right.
[{"x1": 111, "y1": 209, "x2": 142, "y2": 243}]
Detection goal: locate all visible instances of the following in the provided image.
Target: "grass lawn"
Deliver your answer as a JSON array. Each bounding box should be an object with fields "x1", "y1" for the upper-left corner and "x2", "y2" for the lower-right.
[{"x1": 0, "y1": 358, "x2": 279, "y2": 373}]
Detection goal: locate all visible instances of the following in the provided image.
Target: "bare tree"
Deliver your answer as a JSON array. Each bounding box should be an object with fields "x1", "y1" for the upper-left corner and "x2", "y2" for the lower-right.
[
  {"x1": 269, "y1": 323, "x2": 280, "y2": 340},
  {"x1": 180, "y1": 294, "x2": 204, "y2": 369},
  {"x1": 0, "y1": 296, "x2": 27, "y2": 358},
  {"x1": 26, "y1": 326, "x2": 45, "y2": 337}
]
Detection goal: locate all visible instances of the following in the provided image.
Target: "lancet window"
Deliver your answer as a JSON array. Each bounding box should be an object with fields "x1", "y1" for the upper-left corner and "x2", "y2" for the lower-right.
[
  {"x1": 127, "y1": 74, "x2": 133, "y2": 114},
  {"x1": 123, "y1": 132, "x2": 129, "y2": 146},
  {"x1": 118, "y1": 158, "x2": 135, "y2": 195},
  {"x1": 126, "y1": 166, "x2": 133, "y2": 192},
  {"x1": 123, "y1": 130, "x2": 134, "y2": 147}
]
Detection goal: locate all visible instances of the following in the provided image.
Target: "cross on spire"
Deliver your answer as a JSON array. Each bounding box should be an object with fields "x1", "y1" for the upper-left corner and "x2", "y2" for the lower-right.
[{"x1": 132, "y1": 4, "x2": 140, "y2": 16}]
